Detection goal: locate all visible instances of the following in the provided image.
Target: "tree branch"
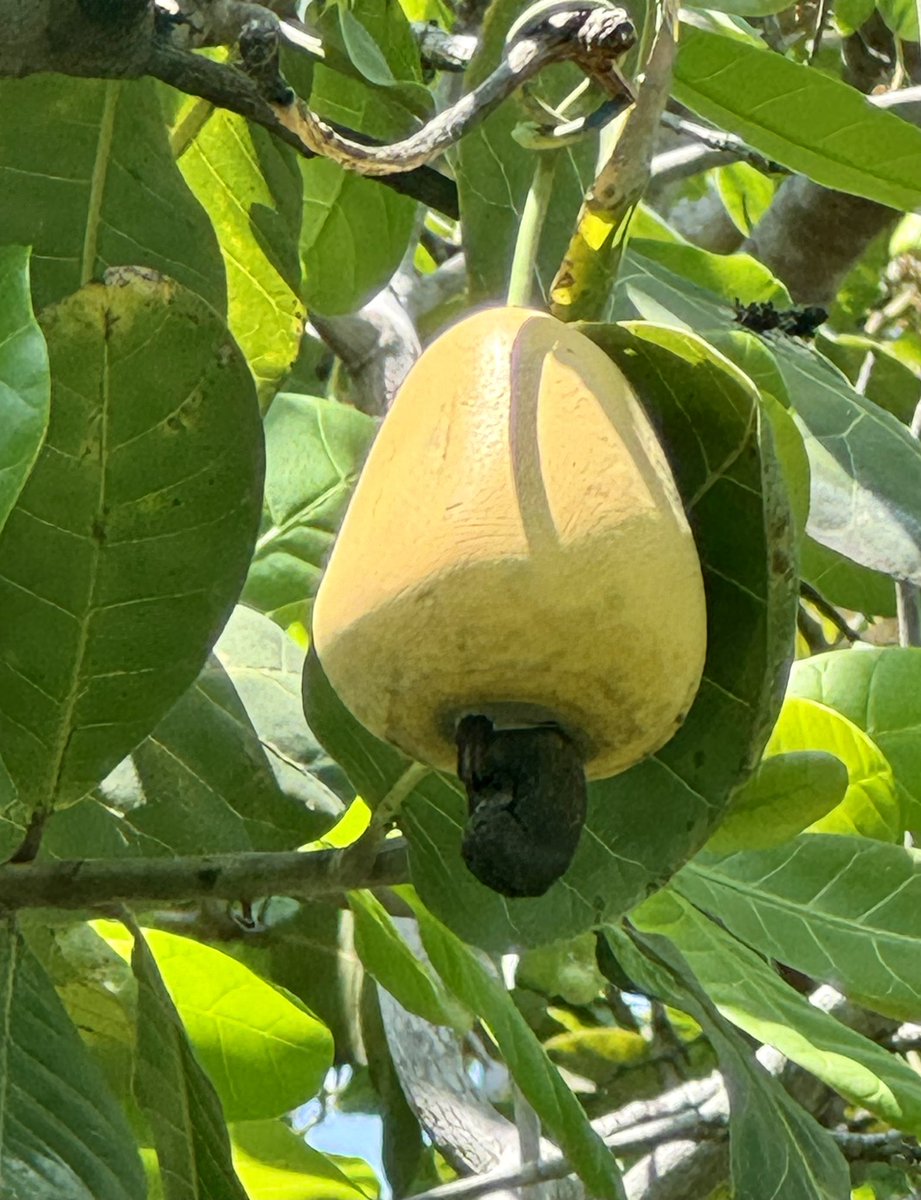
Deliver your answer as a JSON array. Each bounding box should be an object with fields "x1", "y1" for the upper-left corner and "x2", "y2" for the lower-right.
[
  {"x1": 409, "y1": 1107, "x2": 728, "y2": 1200},
  {"x1": 272, "y1": 2, "x2": 636, "y2": 175},
  {"x1": 0, "y1": 839, "x2": 409, "y2": 911}
]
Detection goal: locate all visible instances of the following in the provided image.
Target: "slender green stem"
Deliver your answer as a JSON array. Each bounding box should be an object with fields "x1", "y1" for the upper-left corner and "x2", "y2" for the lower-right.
[{"x1": 506, "y1": 152, "x2": 558, "y2": 308}]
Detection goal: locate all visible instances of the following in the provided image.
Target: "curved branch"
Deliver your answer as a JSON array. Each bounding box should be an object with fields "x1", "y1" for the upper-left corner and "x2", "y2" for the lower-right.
[{"x1": 274, "y1": 2, "x2": 636, "y2": 175}]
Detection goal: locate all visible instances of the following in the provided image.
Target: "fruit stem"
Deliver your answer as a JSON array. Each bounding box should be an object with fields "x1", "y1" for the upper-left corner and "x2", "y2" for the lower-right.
[{"x1": 506, "y1": 152, "x2": 558, "y2": 309}]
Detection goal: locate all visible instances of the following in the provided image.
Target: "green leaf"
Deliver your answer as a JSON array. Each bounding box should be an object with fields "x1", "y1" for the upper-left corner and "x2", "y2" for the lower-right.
[
  {"x1": 0, "y1": 920, "x2": 145, "y2": 1200},
  {"x1": 635, "y1": 889, "x2": 921, "y2": 1136},
  {"x1": 632, "y1": 238, "x2": 789, "y2": 310},
  {"x1": 683, "y1": 0, "x2": 797, "y2": 14},
  {"x1": 765, "y1": 697, "x2": 901, "y2": 840},
  {"x1": 457, "y1": 0, "x2": 599, "y2": 302},
  {"x1": 799, "y1": 537, "x2": 896, "y2": 619},
  {"x1": 761, "y1": 392, "x2": 810, "y2": 543},
  {"x1": 231, "y1": 1120, "x2": 380, "y2": 1198},
  {"x1": 0, "y1": 77, "x2": 225, "y2": 313},
  {"x1": 0, "y1": 273, "x2": 263, "y2": 815},
  {"x1": 714, "y1": 161, "x2": 778, "y2": 235},
  {"x1": 113, "y1": 925, "x2": 333, "y2": 1121},
  {"x1": 406, "y1": 893, "x2": 626, "y2": 1200},
  {"x1": 173, "y1": 109, "x2": 305, "y2": 401},
  {"x1": 339, "y1": 5, "x2": 398, "y2": 85},
  {"x1": 834, "y1": 0, "x2": 875, "y2": 31},
  {"x1": 818, "y1": 333, "x2": 921, "y2": 428},
  {"x1": 317, "y1": 0, "x2": 426, "y2": 100},
  {"x1": 348, "y1": 890, "x2": 471, "y2": 1033},
  {"x1": 243, "y1": 394, "x2": 377, "y2": 628},
  {"x1": 131, "y1": 925, "x2": 249, "y2": 1200},
  {"x1": 679, "y1": 835, "x2": 921, "y2": 1021},
  {"x1": 674, "y1": 26, "x2": 921, "y2": 210},
  {"x1": 613, "y1": 245, "x2": 791, "y2": 404},
  {"x1": 45, "y1": 607, "x2": 344, "y2": 859},
  {"x1": 706, "y1": 750, "x2": 848, "y2": 853},
  {"x1": 360, "y1": 981, "x2": 423, "y2": 1197},
  {"x1": 604, "y1": 923, "x2": 849, "y2": 1200},
  {"x1": 222, "y1": 899, "x2": 366, "y2": 1067},
  {"x1": 876, "y1": 0, "x2": 919, "y2": 40},
  {"x1": 302, "y1": 647, "x2": 418, "y2": 804},
  {"x1": 774, "y1": 341, "x2": 921, "y2": 586},
  {"x1": 24, "y1": 919, "x2": 137, "y2": 1109},
  {"x1": 789, "y1": 647, "x2": 921, "y2": 826},
  {"x1": 300, "y1": 160, "x2": 417, "y2": 315},
  {"x1": 0, "y1": 246, "x2": 49, "y2": 535}
]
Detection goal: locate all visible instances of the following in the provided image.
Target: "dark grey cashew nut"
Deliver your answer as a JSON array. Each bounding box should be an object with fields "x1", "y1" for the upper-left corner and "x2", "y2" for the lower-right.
[{"x1": 455, "y1": 715, "x2": 587, "y2": 898}]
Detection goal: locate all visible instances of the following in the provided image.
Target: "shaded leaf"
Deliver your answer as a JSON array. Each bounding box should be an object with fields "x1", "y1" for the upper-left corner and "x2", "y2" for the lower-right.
[
  {"x1": 360, "y1": 980, "x2": 423, "y2": 1198},
  {"x1": 876, "y1": 0, "x2": 919, "y2": 40},
  {"x1": 705, "y1": 750, "x2": 848, "y2": 853},
  {"x1": 243, "y1": 394, "x2": 376, "y2": 629},
  {"x1": 765, "y1": 697, "x2": 901, "y2": 840},
  {"x1": 23, "y1": 919, "x2": 137, "y2": 1109},
  {"x1": 300, "y1": 159, "x2": 417, "y2": 315},
  {"x1": 131, "y1": 925, "x2": 249, "y2": 1200},
  {"x1": 0, "y1": 246, "x2": 49, "y2": 534},
  {"x1": 0, "y1": 274, "x2": 263, "y2": 814},
  {"x1": 45, "y1": 607, "x2": 344, "y2": 859},
  {"x1": 678, "y1": 833, "x2": 921, "y2": 1021},
  {"x1": 818, "y1": 333, "x2": 921, "y2": 428},
  {"x1": 774, "y1": 340, "x2": 921, "y2": 586},
  {"x1": 0, "y1": 76, "x2": 225, "y2": 312},
  {"x1": 799, "y1": 537, "x2": 896, "y2": 619},
  {"x1": 0, "y1": 920, "x2": 145, "y2": 1200},
  {"x1": 406, "y1": 892, "x2": 626, "y2": 1200},
  {"x1": 789, "y1": 647, "x2": 921, "y2": 825},
  {"x1": 674, "y1": 26, "x2": 921, "y2": 210},
  {"x1": 605, "y1": 923, "x2": 849, "y2": 1200},
  {"x1": 635, "y1": 889, "x2": 921, "y2": 1135}
]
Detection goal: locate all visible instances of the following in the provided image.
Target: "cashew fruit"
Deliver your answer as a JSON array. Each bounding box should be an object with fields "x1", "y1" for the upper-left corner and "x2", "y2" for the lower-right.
[{"x1": 312, "y1": 306, "x2": 707, "y2": 894}]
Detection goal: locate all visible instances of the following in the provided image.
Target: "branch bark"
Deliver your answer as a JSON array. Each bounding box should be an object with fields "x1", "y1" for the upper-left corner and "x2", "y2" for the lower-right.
[{"x1": 0, "y1": 839, "x2": 409, "y2": 910}]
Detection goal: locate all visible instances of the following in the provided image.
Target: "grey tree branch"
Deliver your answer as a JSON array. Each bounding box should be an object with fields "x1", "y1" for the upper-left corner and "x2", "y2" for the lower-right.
[
  {"x1": 275, "y1": 2, "x2": 636, "y2": 175},
  {"x1": 0, "y1": 839, "x2": 409, "y2": 911},
  {"x1": 410, "y1": 1109, "x2": 727, "y2": 1200}
]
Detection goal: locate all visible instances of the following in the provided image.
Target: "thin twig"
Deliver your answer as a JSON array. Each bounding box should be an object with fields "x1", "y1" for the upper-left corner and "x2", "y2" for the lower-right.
[
  {"x1": 0, "y1": 839, "x2": 409, "y2": 912},
  {"x1": 409, "y1": 1108, "x2": 726, "y2": 1200},
  {"x1": 807, "y1": 0, "x2": 832, "y2": 64},
  {"x1": 659, "y1": 113, "x2": 785, "y2": 175},
  {"x1": 799, "y1": 582, "x2": 861, "y2": 643},
  {"x1": 272, "y1": 1, "x2": 636, "y2": 174}
]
